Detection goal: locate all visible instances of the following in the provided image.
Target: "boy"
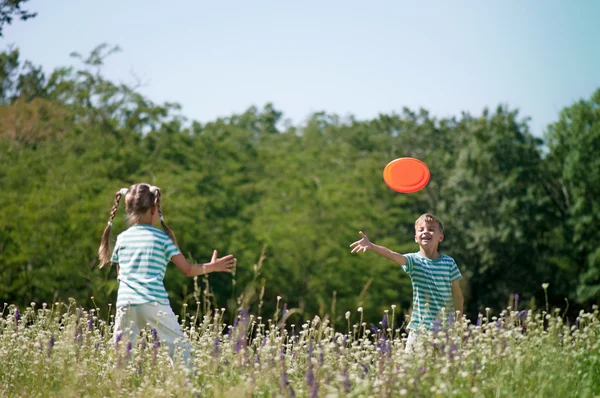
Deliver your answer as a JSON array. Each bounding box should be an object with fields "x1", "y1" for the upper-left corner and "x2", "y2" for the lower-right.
[{"x1": 350, "y1": 213, "x2": 463, "y2": 351}]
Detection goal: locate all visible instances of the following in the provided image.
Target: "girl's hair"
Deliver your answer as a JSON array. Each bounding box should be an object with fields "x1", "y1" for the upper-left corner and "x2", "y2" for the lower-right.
[{"x1": 98, "y1": 183, "x2": 177, "y2": 268}]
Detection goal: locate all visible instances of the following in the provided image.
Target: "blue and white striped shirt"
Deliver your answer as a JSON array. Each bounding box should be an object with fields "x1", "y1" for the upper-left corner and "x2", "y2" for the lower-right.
[
  {"x1": 402, "y1": 252, "x2": 462, "y2": 330},
  {"x1": 111, "y1": 225, "x2": 180, "y2": 308}
]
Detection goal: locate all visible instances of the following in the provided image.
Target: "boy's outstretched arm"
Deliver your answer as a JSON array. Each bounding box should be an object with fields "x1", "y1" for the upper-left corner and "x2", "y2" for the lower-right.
[
  {"x1": 452, "y1": 280, "x2": 464, "y2": 316},
  {"x1": 350, "y1": 231, "x2": 406, "y2": 265}
]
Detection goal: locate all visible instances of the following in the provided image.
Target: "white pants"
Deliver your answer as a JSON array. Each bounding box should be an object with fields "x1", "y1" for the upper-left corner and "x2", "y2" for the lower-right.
[
  {"x1": 405, "y1": 330, "x2": 421, "y2": 353},
  {"x1": 114, "y1": 302, "x2": 192, "y2": 367}
]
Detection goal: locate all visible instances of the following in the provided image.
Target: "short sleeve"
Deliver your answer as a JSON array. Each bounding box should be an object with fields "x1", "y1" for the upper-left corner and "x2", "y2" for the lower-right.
[
  {"x1": 164, "y1": 238, "x2": 180, "y2": 260},
  {"x1": 110, "y1": 237, "x2": 120, "y2": 263},
  {"x1": 402, "y1": 253, "x2": 415, "y2": 275},
  {"x1": 449, "y1": 259, "x2": 462, "y2": 281}
]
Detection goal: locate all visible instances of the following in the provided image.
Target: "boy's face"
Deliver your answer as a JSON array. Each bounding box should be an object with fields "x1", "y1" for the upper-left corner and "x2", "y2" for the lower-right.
[{"x1": 414, "y1": 221, "x2": 444, "y2": 248}]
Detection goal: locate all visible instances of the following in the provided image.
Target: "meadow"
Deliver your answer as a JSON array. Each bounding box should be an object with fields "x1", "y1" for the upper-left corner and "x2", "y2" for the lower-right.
[{"x1": 2, "y1": 294, "x2": 599, "y2": 398}]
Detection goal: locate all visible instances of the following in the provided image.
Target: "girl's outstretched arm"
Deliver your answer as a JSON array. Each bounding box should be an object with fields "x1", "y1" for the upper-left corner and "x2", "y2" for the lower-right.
[
  {"x1": 172, "y1": 250, "x2": 237, "y2": 277},
  {"x1": 350, "y1": 231, "x2": 406, "y2": 265}
]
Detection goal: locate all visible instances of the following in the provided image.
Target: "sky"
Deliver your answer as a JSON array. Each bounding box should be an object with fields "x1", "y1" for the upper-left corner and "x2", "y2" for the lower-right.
[{"x1": 3, "y1": 0, "x2": 600, "y2": 136}]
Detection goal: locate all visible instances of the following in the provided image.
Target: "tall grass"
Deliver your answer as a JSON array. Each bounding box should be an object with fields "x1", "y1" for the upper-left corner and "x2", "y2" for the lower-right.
[{"x1": 1, "y1": 295, "x2": 599, "y2": 397}]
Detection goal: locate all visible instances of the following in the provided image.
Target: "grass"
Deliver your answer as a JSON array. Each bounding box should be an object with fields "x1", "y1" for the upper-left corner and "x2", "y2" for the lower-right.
[{"x1": 1, "y1": 299, "x2": 599, "y2": 397}]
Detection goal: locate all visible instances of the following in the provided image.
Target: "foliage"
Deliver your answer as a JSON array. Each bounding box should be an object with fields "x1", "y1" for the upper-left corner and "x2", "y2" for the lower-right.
[
  {"x1": 0, "y1": 45, "x2": 599, "y2": 328},
  {"x1": 0, "y1": 0, "x2": 37, "y2": 36}
]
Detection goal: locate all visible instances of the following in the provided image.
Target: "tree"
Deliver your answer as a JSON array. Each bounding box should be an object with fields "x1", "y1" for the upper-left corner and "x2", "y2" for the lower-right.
[
  {"x1": 545, "y1": 89, "x2": 600, "y2": 304},
  {"x1": 0, "y1": 0, "x2": 37, "y2": 36}
]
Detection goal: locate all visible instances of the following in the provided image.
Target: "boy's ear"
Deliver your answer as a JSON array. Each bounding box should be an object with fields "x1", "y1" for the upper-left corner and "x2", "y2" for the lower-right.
[{"x1": 439, "y1": 234, "x2": 444, "y2": 242}]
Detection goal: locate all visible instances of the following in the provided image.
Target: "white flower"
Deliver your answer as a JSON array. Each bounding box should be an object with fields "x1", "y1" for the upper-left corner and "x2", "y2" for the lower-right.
[
  {"x1": 542, "y1": 283, "x2": 549, "y2": 289},
  {"x1": 345, "y1": 311, "x2": 351, "y2": 319},
  {"x1": 357, "y1": 307, "x2": 363, "y2": 313}
]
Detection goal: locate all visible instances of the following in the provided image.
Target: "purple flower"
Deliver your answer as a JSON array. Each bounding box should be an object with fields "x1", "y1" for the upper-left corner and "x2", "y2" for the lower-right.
[
  {"x1": 448, "y1": 344, "x2": 457, "y2": 359},
  {"x1": 476, "y1": 316, "x2": 482, "y2": 327},
  {"x1": 213, "y1": 334, "x2": 219, "y2": 355},
  {"x1": 419, "y1": 366, "x2": 426, "y2": 374},
  {"x1": 378, "y1": 338, "x2": 389, "y2": 354},
  {"x1": 126, "y1": 341, "x2": 132, "y2": 358},
  {"x1": 48, "y1": 334, "x2": 55, "y2": 357},
  {"x1": 151, "y1": 328, "x2": 158, "y2": 340},
  {"x1": 433, "y1": 319, "x2": 440, "y2": 333},
  {"x1": 381, "y1": 314, "x2": 388, "y2": 330},
  {"x1": 115, "y1": 331, "x2": 123, "y2": 346},
  {"x1": 234, "y1": 335, "x2": 244, "y2": 354},
  {"x1": 518, "y1": 310, "x2": 527, "y2": 321},
  {"x1": 87, "y1": 314, "x2": 93, "y2": 331},
  {"x1": 342, "y1": 369, "x2": 351, "y2": 392},
  {"x1": 306, "y1": 362, "x2": 315, "y2": 388},
  {"x1": 514, "y1": 293, "x2": 519, "y2": 309},
  {"x1": 14, "y1": 307, "x2": 20, "y2": 323}
]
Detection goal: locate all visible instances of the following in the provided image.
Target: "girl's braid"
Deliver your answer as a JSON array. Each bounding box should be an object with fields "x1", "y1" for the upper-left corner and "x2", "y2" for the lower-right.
[
  {"x1": 154, "y1": 187, "x2": 178, "y2": 246},
  {"x1": 98, "y1": 189, "x2": 127, "y2": 268}
]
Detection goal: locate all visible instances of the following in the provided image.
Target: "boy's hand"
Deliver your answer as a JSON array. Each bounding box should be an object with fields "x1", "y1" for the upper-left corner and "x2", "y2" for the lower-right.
[
  {"x1": 207, "y1": 250, "x2": 237, "y2": 273},
  {"x1": 350, "y1": 231, "x2": 372, "y2": 253}
]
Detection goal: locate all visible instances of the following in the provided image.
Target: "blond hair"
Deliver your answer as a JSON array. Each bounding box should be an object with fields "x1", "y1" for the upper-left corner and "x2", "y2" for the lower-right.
[
  {"x1": 414, "y1": 213, "x2": 444, "y2": 234},
  {"x1": 98, "y1": 183, "x2": 177, "y2": 268}
]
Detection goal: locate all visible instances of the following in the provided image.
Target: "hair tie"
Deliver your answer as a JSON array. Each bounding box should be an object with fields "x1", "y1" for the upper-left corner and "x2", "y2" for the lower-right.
[
  {"x1": 119, "y1": 188, "x2": 129, "y2": 196},
  {"x1": 107, "y1": 221, "x2": 113, "y2": 227},
  {"x1": 160, "y1": 216, "x2": 164, "y2": 221},
  {"x1": 150, "y1": 185, "x2": 159, "y2": 194}
]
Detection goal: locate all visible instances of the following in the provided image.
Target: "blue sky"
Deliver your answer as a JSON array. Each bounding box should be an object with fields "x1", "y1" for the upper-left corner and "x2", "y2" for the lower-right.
[{"x1": 3, "y1": 0, "x2": 599, "y2": 136}]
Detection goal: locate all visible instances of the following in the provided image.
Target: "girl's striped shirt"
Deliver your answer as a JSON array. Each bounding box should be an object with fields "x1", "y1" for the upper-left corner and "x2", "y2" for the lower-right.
[
  {"x1": 111, "y1": 225, "x2": 180, "y2": 308},
  {"x1": 402, "y1": 252, "x2": 462, "y2": 330}
]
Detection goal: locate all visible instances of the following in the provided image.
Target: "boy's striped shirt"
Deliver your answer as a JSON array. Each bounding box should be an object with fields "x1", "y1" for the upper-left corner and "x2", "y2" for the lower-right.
[
  {"x1": 402, "y1": 252, "x2": 462, "y2": 330},
  {"x1": 111, "y1": 225, "x2": 180, "y2": 308}
]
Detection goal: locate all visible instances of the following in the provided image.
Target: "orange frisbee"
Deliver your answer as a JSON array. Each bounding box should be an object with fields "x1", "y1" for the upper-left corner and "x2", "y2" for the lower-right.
[{"x1": 383, "y1": 157, "x2": 430, "y2": 193}]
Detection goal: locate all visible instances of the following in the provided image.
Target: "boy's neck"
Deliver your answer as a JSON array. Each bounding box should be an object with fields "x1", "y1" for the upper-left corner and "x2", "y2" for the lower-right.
[{"x1": 419, "y1": 246, "x2": 440, "y2": 260}]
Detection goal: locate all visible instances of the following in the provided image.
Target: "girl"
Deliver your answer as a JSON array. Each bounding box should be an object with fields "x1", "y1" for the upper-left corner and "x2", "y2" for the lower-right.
[{"x1": 98, "y1": 183, "x2": 236, "y2": 366}]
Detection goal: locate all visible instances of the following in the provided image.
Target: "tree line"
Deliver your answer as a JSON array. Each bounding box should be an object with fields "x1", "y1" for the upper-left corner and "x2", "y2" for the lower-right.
[{"x1": 1, "y1": 45, "x2": 599, "y2": 328}]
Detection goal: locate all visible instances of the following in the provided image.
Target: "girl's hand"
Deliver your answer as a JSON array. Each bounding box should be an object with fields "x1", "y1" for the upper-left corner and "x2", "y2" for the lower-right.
[
  {"x1": 350, "y1": 231, "x2": 372, "y2": 253},
  {"x1": 207, "y1": 250, "x2": 237, "y2": 273}
]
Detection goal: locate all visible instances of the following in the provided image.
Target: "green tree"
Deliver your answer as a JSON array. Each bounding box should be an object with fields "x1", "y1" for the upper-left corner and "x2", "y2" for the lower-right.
[
  {"x1": 545, "y1": 89, "x2": 600, "y2": 304},
  {"x1": 0, "y1": 0, "x2": 37, "y2": 36}
]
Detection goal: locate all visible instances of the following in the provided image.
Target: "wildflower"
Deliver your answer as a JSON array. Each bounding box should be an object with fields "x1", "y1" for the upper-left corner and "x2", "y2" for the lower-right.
[
  {"x1": 514, "y1": 293, "x2": 519, "y2": 309},
  {"x1": 48, "y1": 334, "x2": 55, "y2": 357},
  {"x1": 345, "y1": 311, "x2": 351, "y2": 320},
  {"x1": 14, "y1": 307, "x2": 20, "y2": 323},
  {"x1": 126, "y1": 341, "x2": 132, "y2": 359},
  {"x1": 381, "y1": 314, "x2": 388, "y2": 330},
  {"x1": 341, "y1": 369, "x2": 351, "y2": 392},
  {"x1": 542, "y1": 283, "x2": 549, "y2": 289},
  {"x1": 357, "y1": 307, "x2": 363, "y2": 313},
  {"x1": 213, "y1": 333, "x2": 220, "y2": 355}
]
